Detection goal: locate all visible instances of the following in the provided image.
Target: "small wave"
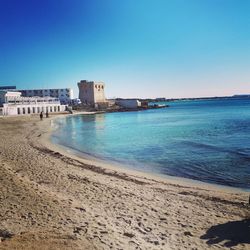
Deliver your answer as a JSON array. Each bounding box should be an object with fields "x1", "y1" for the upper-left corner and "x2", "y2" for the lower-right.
[{"x1": 181, "y1": 141, "x2": 250, "y2": 160}]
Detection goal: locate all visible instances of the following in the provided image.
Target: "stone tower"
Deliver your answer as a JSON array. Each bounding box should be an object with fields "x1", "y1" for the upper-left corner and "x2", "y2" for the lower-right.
[{"x1": 78, "y1": 80, "x2": 107, "y2": 107}]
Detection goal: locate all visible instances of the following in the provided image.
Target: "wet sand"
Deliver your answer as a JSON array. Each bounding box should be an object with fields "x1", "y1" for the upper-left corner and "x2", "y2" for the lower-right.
[{"x1": 0, "y1": 115, "x2": 249, "y2": 249}]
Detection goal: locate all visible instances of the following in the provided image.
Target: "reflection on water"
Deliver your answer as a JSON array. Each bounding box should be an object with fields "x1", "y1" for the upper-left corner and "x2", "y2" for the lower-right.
[{"x1": 52, "y1": 98, "x2": 250, "y2": 190}]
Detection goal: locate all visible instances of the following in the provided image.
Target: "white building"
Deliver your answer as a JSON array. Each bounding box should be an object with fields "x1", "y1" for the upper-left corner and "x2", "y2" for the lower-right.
[
  {"x1": 18, "y1": 88, "x2": 73, "y2": 104},
  {"x1": 0, "y1": 91, "x2": 67, "y2": 116},
  {"x1": 70, "y1": 98, "x2": 82, "y2": 106},
  {"x1": 78, "y1": 80, "x2": 109, "y2": 108},
  {"x1": 0, "y1": 91, "x2": 22, "y2": 104},
  {"x1": 115, "y1": 99, "x2": 141, "y2": 109}
]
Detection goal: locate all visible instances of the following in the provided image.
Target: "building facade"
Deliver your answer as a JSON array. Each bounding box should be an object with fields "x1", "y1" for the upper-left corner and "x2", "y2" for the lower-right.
[
  {"x1": 78, "y1": 80, "x2": 108, "y2": 107},
  {"x1": 0, "y1": 91, "x2": 67, "y2": 116},
  {"x1": 115, "y1": 99, "x2": 141, "y2": 109},
  {"x1": 0, "y1": 91, "x2": 22, "y2": 104},
  {"x1": 18, "y1": 88, "x2": 73, "y2": 104}
]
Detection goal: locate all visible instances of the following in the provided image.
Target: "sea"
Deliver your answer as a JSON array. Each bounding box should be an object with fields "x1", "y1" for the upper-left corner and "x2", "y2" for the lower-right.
[{"x1": 51, "y1": 97, "x2": 250, "y2": 190}]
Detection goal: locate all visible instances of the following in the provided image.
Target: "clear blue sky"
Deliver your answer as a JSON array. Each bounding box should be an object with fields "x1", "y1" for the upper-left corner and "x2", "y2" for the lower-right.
[{"x1": 0, "y1": 0, "x2": 249, "y2": 98}]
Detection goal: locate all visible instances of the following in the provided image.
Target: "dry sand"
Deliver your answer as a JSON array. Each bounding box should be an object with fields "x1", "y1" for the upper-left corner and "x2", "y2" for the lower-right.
[{"x1": 0, "y1": 115, "x2": 249, "y2": 250}]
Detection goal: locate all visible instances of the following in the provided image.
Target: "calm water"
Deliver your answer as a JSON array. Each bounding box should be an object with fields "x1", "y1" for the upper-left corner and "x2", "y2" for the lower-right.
[{"x1": 51, "y1": 98, "x2": 250, "y2": 190}]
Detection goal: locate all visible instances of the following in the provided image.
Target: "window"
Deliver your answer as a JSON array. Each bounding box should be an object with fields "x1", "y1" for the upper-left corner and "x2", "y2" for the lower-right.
[
  {"x1": 17, "y1": 108, "x2": 21, "y2": 115},
  {"x1": 33, "y1": 107, "x2": 36, "y2": 113},
  {"x1": 50, "y1": 106, "x2": 52, "y2": 112},
  {"x1": 37, "y1": 107, "x2": 40, "y2": 113},
  {"x1": 54, "y1": 106, "x2": 57, "y2": 112},
  {"x1": 23, "y1": 108, "x2": 26, "y2": 114},
  {"x1": 28, "y1": 107, "x2": 31, "y2": 114},
  {"x1": 58, "y1": 106, "x2": 60, "y2": 112}
]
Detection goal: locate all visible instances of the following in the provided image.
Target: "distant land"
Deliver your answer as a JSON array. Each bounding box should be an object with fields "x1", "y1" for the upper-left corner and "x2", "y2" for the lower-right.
[{"x1": 113, "y1": 94, "x2": 250, "y2": 103}]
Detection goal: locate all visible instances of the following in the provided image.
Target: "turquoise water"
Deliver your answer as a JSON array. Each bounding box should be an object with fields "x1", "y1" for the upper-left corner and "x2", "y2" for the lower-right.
[{"x1": 51, "y1": 98, "x2": 250, "y2": 189}]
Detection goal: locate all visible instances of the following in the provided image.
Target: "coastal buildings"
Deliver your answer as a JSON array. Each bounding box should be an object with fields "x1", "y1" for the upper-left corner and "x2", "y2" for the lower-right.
[
  {"x1": 70, "y1": 98, "x2": 82, "y2": 106},
  {"x1": 18, "y1": 88, "x2": 73, "y2": 104},
  {"x1": 0, "y1": 85, "x2": 73, "y2": 104},
  {"x1": 155, "y1": 97, "x2": 166, "y2": 102},
  {"x1": 0, "y1": 90, "x2": 22, "y2": 104},
  {"x1": 115, "y1": 99, "x2": 142, "y2": 109},
  {"x1": 0, "y1": 90, "x2": 67, "y2": 116},
  {"x1": 78, "y1": 80, "x2": 109, "y2": 108}
]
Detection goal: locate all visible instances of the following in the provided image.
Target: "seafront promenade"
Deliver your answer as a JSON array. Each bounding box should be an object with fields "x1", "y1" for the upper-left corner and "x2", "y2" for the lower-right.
[{"x1": 0, "y1": 115, "x2": 249, "y2": 249}]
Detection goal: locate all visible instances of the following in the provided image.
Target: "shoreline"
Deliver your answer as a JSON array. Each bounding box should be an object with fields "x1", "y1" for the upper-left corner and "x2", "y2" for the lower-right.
[
  {"x1": 49, "y1": 113, "x2": 248, "y2": 194},
  {"x1": 0, "y1": 114, "x2": 249, "y2": 249}
]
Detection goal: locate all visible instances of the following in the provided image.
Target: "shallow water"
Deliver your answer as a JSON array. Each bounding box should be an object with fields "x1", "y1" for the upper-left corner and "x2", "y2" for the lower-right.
[{"x1": 52, "y1": 98, "x2": 250, "y2": 189}]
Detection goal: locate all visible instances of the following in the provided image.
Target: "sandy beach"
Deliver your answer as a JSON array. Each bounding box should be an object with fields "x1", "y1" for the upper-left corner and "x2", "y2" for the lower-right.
[{"x1": 0, "y1": 115, "x2": 249, "y2": 250}]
